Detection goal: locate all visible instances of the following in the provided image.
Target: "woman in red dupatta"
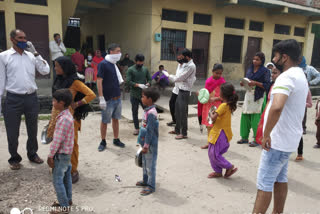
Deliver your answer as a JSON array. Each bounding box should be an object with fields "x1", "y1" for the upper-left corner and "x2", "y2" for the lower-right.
[
  {"x1": 198, "y1": 64, "x2": 226, "y2": 149},
  {"x1": 91, "y1": 50, "x2": 104, "y2": 85}
]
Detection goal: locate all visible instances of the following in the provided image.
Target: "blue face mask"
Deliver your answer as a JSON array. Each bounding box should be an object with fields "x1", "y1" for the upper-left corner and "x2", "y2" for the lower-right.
[{"x1": 16, "y1": 41, "x2": 27, "y2": 50}]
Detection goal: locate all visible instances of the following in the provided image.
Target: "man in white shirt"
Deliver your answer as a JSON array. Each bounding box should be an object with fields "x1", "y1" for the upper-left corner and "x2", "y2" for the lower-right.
[
  {"x1": 253, "y1": 39, "x2": 308, "y2": 214},
  {"x1": 0, "y1": 29, "x2": 50, "y2": 170},
  {"x1": 49, "y1": 33, "x2": 66, "y2": 80},
  {"x1": 168, "y1": 49, "x2": 196, "y2": 139}
]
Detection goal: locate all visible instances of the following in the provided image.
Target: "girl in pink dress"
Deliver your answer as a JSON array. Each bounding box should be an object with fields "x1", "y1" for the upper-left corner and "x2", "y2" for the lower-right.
[{"x1": 198, "y1": 64, "x2": 226, "y2": 149}]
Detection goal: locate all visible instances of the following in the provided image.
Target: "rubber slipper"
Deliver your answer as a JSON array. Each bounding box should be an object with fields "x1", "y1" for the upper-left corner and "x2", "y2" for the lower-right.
[
  {"x1": 208, "y1": 172, "x2": 223, "y2": 178},
  {"x1": 136, "y1": 181, "x2": 148, "y2": 187},
  {"x1": 175, "y1": 135, "x2": 187, "y2": 140},
  {"x1": 140, "y1": 187, "x2": 154, "y2": 196},
  {"x1": 168, "y1": 130, "x2": 177, "y2": 134},
  {"x1": 313, "y1": 144, "x2": 320, "y2": 148},
  {"x1": 237, "y1": 139, "x2": 248, "y2": 144},
  {"x1": 249, "y1": 141, "x2": 259, "y2": 147},
  {"x1": 224, "y1": 167, "x2": 238, "y2": 178},
  {"x1": 201, "y1": 145, "x2": 209, "y2": 149}
]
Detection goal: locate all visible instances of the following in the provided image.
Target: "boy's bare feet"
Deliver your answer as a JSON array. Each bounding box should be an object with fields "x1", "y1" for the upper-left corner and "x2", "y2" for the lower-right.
[{"x1": 208, "y1": 172, "x2": 222, "y2": 178}]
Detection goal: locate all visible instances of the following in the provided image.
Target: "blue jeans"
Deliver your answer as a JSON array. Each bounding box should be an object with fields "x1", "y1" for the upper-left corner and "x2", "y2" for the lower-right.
[
  {"x1": 142, "y1": 147, "x2": 158, "y2": 191},
  {"x1": 257, "y1": 148, "x2": 291, "y2": 192},
  {"x1": 53, "y1": 154, "x2": 72, "y2": 207}
]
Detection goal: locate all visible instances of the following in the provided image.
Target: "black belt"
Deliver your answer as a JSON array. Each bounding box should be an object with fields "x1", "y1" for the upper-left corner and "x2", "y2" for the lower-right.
[
  {"x1": 7, "y1": 91, "x2": 36, "y2": 96},
  {"x1": 179, "y1": 89, "x2": 190, "y2": 93}
]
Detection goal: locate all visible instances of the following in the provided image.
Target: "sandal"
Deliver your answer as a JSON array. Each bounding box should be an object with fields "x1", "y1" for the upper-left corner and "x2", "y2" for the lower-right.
[
  {"x1": 208, "y1": 172, "x2": 223, "y2": 178},
  {"x1": 9, "y1": 163, "x2": 21, "y2": 170},
  {"x1": 224, "y1": 167, "x2": 238, "y2": 178},
  {"x1": 136, "y1": 181, "x2": 148, "y2": 187},
  {"x1": 29, "y1": 156, "x2": 44, "y2": 164},
  {"x1": 237, "y1": 139, "x2": 248, "y2": 144},
  {"x1": 140, "y1": 187, "x2": 154, "y2": 196},
  {"x1": 249, "y1": 141, "x2": 259, "y2": 147},
  {"x1": 168, "y1": 130, "x2": 177, "y2": 135},
  {"x1": 175, "y1": 135, "x2": 188, "y2": 140},
  {"x1": 295, "y1": 156, "x2": 304, "y2": 161}
]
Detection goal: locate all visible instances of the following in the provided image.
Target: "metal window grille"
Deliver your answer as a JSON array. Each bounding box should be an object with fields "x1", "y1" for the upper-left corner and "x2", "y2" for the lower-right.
[
  {"x1": 162, "y1": 9, "x2": 187, "y2": 23},
  {"x1": 294, "y1": 27, "x2": 305, "y2": 37},
  {"x1": 225, "y1": 17, "x2": 245, "y2": 29},
  {"x1": 274, "y1": 24, "x2": 291, "y2": 35},
  {"x1": 193, "y1": 13, "x2": 212, "y2": 26},
  {"x1": 222, "y1": 34, "x2": 243, "y2": 63},
  {"x1": 161, "y1": 29, "x2": 186, "y2": 60},
  {"x1": 15, "y1": 0, "x2": 47, "y2": 6},
  {"x1": 249, "y1": 21, "x2": 264, "y2": 32}
]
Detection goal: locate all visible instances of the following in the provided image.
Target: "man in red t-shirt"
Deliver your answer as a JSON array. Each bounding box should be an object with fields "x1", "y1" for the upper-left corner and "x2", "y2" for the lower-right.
[{"x1": 71, "y1": 48, "x2": 84, "y2": 74}]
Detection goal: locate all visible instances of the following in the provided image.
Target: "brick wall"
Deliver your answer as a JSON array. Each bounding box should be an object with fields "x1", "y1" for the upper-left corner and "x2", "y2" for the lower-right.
[{"x1": 282, "y1": 0, "x2": 320, "y2": 9}]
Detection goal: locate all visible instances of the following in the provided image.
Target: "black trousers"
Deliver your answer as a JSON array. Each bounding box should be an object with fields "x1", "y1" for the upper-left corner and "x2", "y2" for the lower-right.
[
  {"x1": 130, "y1": 96, "x2": 144, "y2": 130},
  {"x1": 4, "y1": 92, "x2": 40, "y2": 164},
  {"x1": 175, "y1": 90, "x2": 189, "y2": 136},
  {"x1": 169, "y1": 93, "x2": 178, "y2": 123},
  {"x1": 298, "y1": 137, "x2": 303, "y2": 155},
  {"x1": 302, "y1": 107, "x2": 307, "y2": 131}
]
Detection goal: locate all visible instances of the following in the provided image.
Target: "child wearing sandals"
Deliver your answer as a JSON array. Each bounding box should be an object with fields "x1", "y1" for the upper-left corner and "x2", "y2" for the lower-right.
[
  {"x1": 207, "y1": 82, "x2": 238, "y2": 178},
  {"x1": 136, "y1": 88, "x2": 160, "y2": 196},
  {"x1": 47, "y1": 89, "x2": 74, "y2": 214}
]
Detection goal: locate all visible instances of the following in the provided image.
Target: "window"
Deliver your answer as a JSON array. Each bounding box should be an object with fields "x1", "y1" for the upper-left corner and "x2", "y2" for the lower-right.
[
  {"x1": 162, "y1": 9, "x2": 187, "y2": 23},
  {"x1": 15, "y1": 0, "x2": 47, "y2": 6},
  {"x1": 271, "y1": 39, "x2": 282, "y2": 59},
  {"x1": 274, "y1": 24, "x2": 290, "y2": 35},
  {"x1": 193, "y1": 13, "x2": 212, "y2": 26},
  {"x1": 97, "y1": 35, "x2": 105, "y2": 52},
  {"x1": 0, "y1": 12, "x2": 6, "y2": 51},
  {"x1": 299, "y1": 42, "x2": 304, "y2": 52},
  {"x1": 161, "y1": 29, "x2": 186, "y2": 60},
  {"x1": 225, "y1": 17, "x2": 245, "y2": 29},
  {"x1": 86, "y1": 36, "x2": 93, "y2": 49},
  {"x1": 249, "y1": 21, "x2": 264, "y2": 32},
  {"x1": 222, "y1": 34, "x2": 243, "y2": 63},
  {"x1": 294, "y1": 27, "x2": 305, "y2": 37}
]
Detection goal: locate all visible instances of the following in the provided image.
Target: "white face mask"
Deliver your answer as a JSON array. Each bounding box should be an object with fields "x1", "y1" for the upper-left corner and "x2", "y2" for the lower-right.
[
  {"x1": 87, "y1": 55, "x2": 92, "y2": 60},
  {"x1": 105, "y1": 53, "x2": 122, "y2": 64}
]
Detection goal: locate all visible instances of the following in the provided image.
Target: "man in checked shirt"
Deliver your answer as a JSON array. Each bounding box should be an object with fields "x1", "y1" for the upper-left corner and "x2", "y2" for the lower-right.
[{"x1": 47, "y1": 89, "x2": 74, "y2": 213}]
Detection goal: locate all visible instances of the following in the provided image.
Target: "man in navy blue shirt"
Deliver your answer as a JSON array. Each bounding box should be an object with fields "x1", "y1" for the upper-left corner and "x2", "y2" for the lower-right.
[{"x1": 97, "y1": 43, "x2": 125, "y2": 151}]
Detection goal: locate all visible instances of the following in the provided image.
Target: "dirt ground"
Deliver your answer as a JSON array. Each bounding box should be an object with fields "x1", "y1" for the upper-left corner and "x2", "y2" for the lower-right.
[{"x1": 0, "y1": 102, "x2": 319, "y2": 214}]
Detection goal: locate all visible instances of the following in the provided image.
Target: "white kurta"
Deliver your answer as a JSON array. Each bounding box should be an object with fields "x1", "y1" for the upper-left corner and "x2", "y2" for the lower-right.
[{"x1": 242, "y1": 89, "x2": 264, "y2": 114}]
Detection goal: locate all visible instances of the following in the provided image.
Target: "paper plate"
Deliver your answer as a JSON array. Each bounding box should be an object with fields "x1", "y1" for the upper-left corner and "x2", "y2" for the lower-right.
[{"x1": 198, "y1": 88, "x2": 210, "y2": 104}]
